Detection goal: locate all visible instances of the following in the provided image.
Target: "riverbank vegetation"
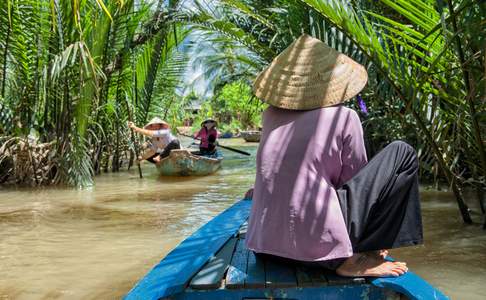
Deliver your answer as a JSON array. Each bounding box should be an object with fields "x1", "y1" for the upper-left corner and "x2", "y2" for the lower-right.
[{"x1": 0, "y1": 0, "x2": 484, "y2": 225}]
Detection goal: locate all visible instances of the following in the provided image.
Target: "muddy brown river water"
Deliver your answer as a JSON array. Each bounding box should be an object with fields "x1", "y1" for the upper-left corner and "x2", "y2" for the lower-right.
[{"x1": 1, "y1": 139, "x2": 485, "y2": 299}]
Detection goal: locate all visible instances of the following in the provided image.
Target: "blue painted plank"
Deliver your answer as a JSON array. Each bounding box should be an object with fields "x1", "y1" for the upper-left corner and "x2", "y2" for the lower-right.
[
  {"x1": 174, "y1": 285, "x2": 391, "y2": 300},
  {"x1": 305, "y1": 266, "x2": 328, "y2": 286},
  {"x1": 238, "y1": 222, "x2": 248, "y2": 239},
  {"x1": 189, "y1": 237, "x2": 237, "y2": 290},
  {"x1": 245, "y1": 250, "x2": 265, "y2": 288},
  {"x1": 371, "y1": 256, "x2": 449, "y2": 300},
  {"x1": 371, "y1": 271, "x2": 449, "y2": 300},
  {"x1": 325, "y1": 270, "x2": 365, "y2": 285},
  {"x1": 124, "y1": 199, "x2": 252, "y2": 300},
  {"x1": 295, "y1": 266, "x2": 314, "y2": 287},
  {"x1": 225, "y1": 238, "x2": 249, "y2": 289},
  {"x1": 264, "y1": 256, "x2": 297, "y2": 288}
]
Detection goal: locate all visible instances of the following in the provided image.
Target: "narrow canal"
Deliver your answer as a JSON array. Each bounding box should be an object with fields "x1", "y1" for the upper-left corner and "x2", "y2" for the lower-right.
[{"x1": 1, "y1": 138, "x2": 485, "y2": 299}]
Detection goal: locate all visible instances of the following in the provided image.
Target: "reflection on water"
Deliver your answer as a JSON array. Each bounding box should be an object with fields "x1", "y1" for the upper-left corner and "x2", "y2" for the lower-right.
[{"x1": 1, "y1": 139, "x2": 485, "y2": 299}]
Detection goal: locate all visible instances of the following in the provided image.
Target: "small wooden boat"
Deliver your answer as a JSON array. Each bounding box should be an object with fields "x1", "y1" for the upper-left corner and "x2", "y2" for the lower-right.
[
  {"x1": 156, "y1": 149, "x2": 222, "y2": 176},
  {"x1": 219, "y1": 131, "x2": 233, "y2": 139},
  {"x1": 125, "y1": 199, "x2": 449, "y2": 300},
  {"x1": 241, "y1": 130, "x2": 261, "y2": 142}
]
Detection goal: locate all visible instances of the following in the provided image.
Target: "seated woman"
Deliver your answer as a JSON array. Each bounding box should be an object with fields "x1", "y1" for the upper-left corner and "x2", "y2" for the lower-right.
[
  {"x1": 245, "y1": 34, "x2": 422, "y2": 277},
  {"x1": 194, "y1": 119, "x2": 219, "y2": 156},
  {"x1": 128, "y1": 117, "x2": 181, "y2": 163}
]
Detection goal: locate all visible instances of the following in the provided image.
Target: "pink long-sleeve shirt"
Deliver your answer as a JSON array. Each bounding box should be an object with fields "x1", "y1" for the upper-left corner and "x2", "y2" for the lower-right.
[
  {"x1": 246, "y1": 105, "x2": 367, "y2": 261},
  {"x1": 195, "y1": 127, "x2": 218, "y2": 148}
]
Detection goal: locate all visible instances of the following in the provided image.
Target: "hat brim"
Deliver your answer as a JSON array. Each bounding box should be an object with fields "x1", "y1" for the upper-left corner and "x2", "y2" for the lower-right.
[
  {"x1": 253, "y1": 34, "x2": 368, "y2": 110},
  {"x1": 201, "y1": 119, "x2": 217, "y2": 127},
  {"x1": 144, "y1": 121, "x2": 169, "y2": 129}
]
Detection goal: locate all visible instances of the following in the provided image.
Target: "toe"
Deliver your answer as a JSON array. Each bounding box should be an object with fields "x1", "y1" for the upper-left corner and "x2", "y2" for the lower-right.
[
  {"x1": 395, "y1": 265, "x2": 407, "y2": 272},
  {"x1": 390, "y1": 270, "x2": 400, "y2": 277}
]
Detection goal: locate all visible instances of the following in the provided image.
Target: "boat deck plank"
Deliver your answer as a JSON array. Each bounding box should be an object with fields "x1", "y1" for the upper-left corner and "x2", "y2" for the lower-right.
[
  {"x1": 244, "y1": 250, "x2": 265, "y2": 289},
  {"x1": 225, "y1": 238, "x2": 249, "y2": 289},
  {"x1": 264, "y1": 255, "x2": 297, "y2": 288},
  {"x1": 189, "y1": 237, "x2": 237, "y2": 290},
  {"x1": 237, "y1": 222, "x2": 248, "y2": 239},
  {"x1": 326, "y1": 270, "x2": 366, "y2": 285},
  {"x1": 304, "y1": 265, "x2": 330, "y2": 287},
  {"x1": 295, "y1": 266, "x2": 314, "y2": 287}
]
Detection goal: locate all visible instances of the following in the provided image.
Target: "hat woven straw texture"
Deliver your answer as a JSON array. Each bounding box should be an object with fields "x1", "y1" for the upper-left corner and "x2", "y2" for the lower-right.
[
  {"x1": 144, "y1": 117, "x2": 169, "y2": 129},
  {"x1": 253, "y1": 34, "x2": 368, "y2": 110},
  {"x1": 201, "y1": 119, "x2": 218, "y2": 127}
]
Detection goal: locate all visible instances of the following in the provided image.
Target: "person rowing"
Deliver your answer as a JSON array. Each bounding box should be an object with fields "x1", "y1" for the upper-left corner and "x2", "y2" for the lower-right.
[
  {"x1": 193, "y1": 119, "x2": 219, "y2": 156},
  {"x1": 244, "y1": 34, "x2": 422, "y2": 278},
  {"x1": 128, "y1": 117, "x2": 181, "y2": 163}
]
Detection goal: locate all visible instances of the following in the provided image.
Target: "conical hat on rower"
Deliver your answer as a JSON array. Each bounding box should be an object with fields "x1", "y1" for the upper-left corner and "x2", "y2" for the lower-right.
[
  {"x1": 201, "y1": 119, "x2": 218, "y2": 127},
  {"x1": 144, "y1": 117, "x2": 169, "y2": 129},
  {"x1": 252, "y1": 34, "x2": 368, "y2": 110}
]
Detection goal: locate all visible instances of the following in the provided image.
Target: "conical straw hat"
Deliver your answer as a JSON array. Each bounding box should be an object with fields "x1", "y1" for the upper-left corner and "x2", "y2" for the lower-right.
[
  {"x1": 201, "y1": 119, "x2": 218, "y2": 128},
  {"x1": 144, "y1": 117, "x2": 169, "y2": 129},
  {"x1": 253, "y1": 34, "x2": 368, "y2": 110}
]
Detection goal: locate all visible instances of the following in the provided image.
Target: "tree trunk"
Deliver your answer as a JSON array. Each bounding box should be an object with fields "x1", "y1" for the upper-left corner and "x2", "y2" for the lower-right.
[
  {"x1": 1, "y1": 17, "x2": 11, "y2": 98},
  {"x1": 477, "y1": 186, "x2": 485, "y2": 215},
  {"x1": 410, "y1": 108, "x2": 472, "y2": 224},
  {"x1": 447, "y1": 0, "x2": 486, "y2": 179}
]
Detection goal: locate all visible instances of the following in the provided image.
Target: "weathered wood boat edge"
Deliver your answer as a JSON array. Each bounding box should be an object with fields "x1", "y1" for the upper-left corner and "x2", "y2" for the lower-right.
[
  {"x1": 156, "y1": 149, "x2": 223, "y2": 176},
  {"x1": 124, "y1": 198, "x2": 449, "y2": 300},
  {"x1": 370, "y1": 269, "x2": 448, "y2": 300}
]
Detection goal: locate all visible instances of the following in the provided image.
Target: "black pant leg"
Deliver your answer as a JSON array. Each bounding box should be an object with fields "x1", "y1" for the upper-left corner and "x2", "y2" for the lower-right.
[
  {"x1": 337, "y1": 141, "x2": 423, "y2": 253},
  {"x1": 145, "y1": 153, "x2": 158, "y2": 164},
  {"x1": 158, "y1": 140, "x2": 181, "y2": 160},
  {"x1": 255, "y1": 252, "x2": 345, "y2": 270}
]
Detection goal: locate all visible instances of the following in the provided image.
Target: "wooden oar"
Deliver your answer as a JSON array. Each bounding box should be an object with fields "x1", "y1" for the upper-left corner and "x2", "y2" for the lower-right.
[
  {"x1": 125, "y1": 56, "x2": 143, "y2": 178},
  {"x1": 177, "y1": 132, "x2": 251, "y2": 156},
  {"x1": 125, "y1": 104, "x2": 143, "y2": 179}
]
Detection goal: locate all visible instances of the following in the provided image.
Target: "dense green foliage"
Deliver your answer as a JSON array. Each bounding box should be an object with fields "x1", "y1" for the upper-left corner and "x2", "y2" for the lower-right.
[
  {"x1": 191, "y1": 80, "x2": 265, "y2": 134},
  {"x1": 0, "y1": 0, "x2": 188, "y2": 186}
]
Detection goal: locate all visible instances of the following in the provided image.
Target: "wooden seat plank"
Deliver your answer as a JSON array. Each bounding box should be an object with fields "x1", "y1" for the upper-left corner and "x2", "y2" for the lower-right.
[
  {"x1": 306, "y1": 266, "x2": 329, "y2": 286},
  {"x1": 244, "y1": 250, "x2": 265, "y2": 288},
  {"x1": 238, "y1": 222, "x2": 248, "y2": 239},
  {"x1": 225, "y1": 238, "x2": 249, "y2": 289},
  {"x1": 189, "y1": 237, "x2": 237, "y2": 290},
  {"x1": 124, "y1": 199, "x2": 252, "y2": 300},
  {"x1": 264, "y1": 257, "x2": 297, "y2": 288},
  {"x1": 325, "y1": 270, "x2": 365, "y2": 285},
  {"x1": 295, "y1": 266, "x2": 314, "y2": 287}
]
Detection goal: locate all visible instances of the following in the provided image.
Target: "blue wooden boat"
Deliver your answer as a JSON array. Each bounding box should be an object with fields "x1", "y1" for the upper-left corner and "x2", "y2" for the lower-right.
[
  {"x1": 156, "y1": 149, "x2": 222, "y2": 176},
  {"x1": 125, "y1": 199, "x2": 449, "y2": 300}
]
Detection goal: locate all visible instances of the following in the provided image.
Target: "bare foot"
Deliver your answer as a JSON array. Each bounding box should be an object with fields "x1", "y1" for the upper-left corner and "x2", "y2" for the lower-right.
[
  {"x1": 153, "y1": 156, "x2": 161, "y2": 163},
  {"x1": 336, "y1": 253, "x2": 408, "y2": 277}
]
